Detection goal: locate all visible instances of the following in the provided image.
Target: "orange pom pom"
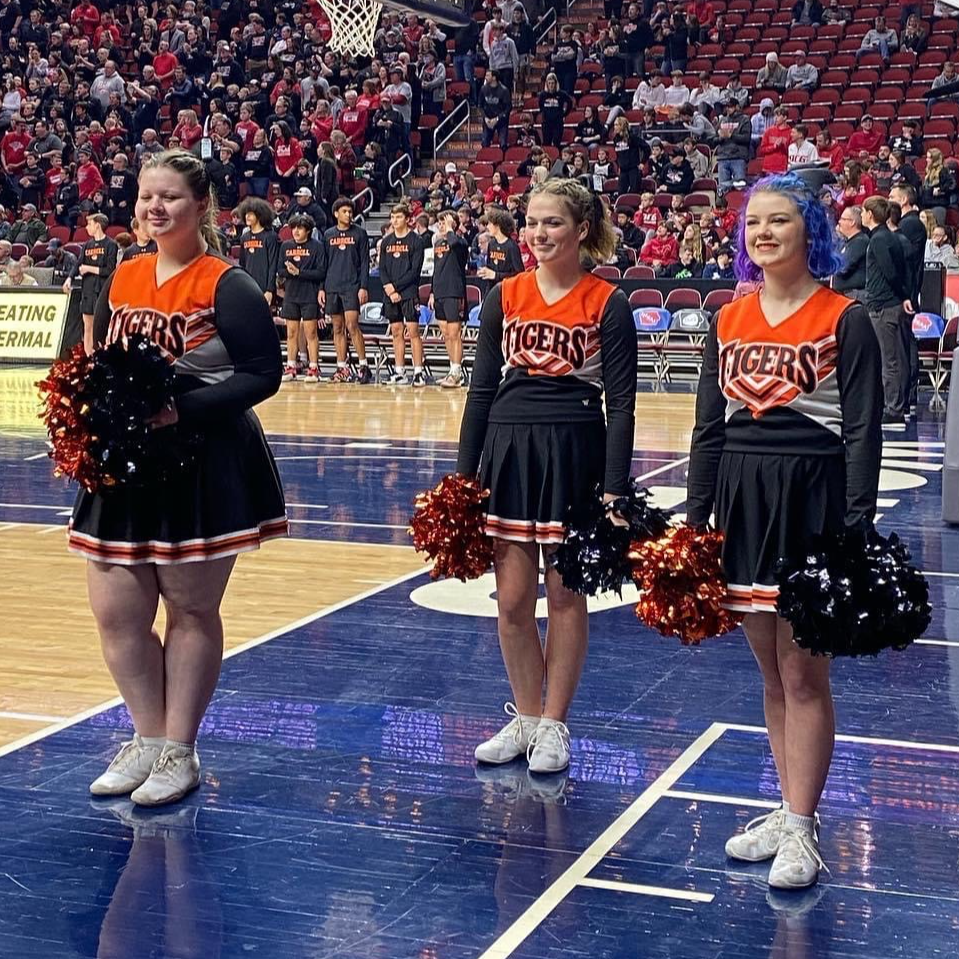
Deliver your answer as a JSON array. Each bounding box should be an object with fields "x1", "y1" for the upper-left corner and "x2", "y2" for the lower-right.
[
  {"x1": 629, "y1": 525, "x2": 743, "y2": 645},
  {"x1": 410, "y1": 474, "x2": 495, "y2": 581}
]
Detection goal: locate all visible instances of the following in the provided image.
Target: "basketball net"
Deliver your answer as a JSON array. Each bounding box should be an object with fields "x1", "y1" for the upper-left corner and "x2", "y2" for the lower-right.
[{"x1": 319, "y1": 0, "x2": 384, "y2": 57}]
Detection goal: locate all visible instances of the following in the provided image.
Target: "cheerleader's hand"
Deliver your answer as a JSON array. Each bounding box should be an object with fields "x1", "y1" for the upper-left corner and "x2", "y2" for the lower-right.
[
  {"x1": 603, "y1": 492, "x2": 629, "y2": 528},
  {"x1": 147, "y1": 400, "x2": 179, "y2": 429}
]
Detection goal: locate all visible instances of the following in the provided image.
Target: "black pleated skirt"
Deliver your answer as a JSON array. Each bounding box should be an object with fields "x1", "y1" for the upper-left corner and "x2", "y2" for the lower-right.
[
  {"x1": 68, "y1": 410, "x2": 288, "y2": 565},
  {"x1": 479, "y1": 421, "x2": 605, "y2": 544},
  {"x1": 715, "y1": 451, "x2": 845, "y2": 613}
]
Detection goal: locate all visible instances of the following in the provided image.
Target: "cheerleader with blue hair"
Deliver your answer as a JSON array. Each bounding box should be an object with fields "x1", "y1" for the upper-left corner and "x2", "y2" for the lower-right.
[{"x1": 686, "y1": 174, "x2": 884, "y2": 889}]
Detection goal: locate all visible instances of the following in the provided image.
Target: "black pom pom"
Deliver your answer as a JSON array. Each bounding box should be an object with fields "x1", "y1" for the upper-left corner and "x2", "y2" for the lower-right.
[
  {"x1": 552, "y1": 480, "x2": 674, "y2": 596},
  {"x1": 776, "y1": 527, "x2": 931, "y2": 657}
]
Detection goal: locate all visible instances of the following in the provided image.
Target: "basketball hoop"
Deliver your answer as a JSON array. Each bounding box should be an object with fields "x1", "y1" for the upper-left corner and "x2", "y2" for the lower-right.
[{"x1": 319, "y1": 0, "x2": 384, "y2": 57}]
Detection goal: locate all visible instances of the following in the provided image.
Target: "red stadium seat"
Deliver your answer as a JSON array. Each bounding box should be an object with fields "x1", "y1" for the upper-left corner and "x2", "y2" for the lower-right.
[
  {"x1": 629, "y1": 289, "x2": 665, "y2": 309},
  {"x1": 624, "y1": 265, "x2": 655, "y2": 279},
  {"x1": 664, "y1": 288, "x2": 703, "y2": 313},
  {"x1": 593, "y1": 266, "x2": 621, "y2": 279},
  {"x1": 703, "y1": 289, "x2": 735, "y2": 314}
]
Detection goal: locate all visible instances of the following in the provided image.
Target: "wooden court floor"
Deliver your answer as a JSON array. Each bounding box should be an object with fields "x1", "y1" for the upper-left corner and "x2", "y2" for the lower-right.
[{"x1": 0, "y1": 368, "x2": 696, "y2": 749}]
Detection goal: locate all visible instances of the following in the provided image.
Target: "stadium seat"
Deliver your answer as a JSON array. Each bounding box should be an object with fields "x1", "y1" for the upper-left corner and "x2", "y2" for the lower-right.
[
  {"x1": 664, "y1": 288, "x2": 703, "y2": 313},
  {"x1": 629, "y1": 289, "x2": 664, "y2": 309},
  {"x1": 703, "y1": 289, "x2": 735, "y2": 314},
  {"x1": 624, "y1": 265, "x2": 655, "y2": 279},
  {"x1": 593, "y1": 266, "x2": 621, "y2": 279}
]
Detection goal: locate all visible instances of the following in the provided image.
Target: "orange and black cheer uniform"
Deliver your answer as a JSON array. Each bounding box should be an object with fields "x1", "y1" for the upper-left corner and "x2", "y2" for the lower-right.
[
  {"x1": 71, "y1": 235, "x2": 119, "y2": 314},
  {"x1": 69, "y1": 251, "x2": 288, "y2": 565},
  {"x1": 687, "y1": 287, "x2": 882, "y2": 612},
  {"x1": 457, "y1": 271, "x2": 637, "y2": 543}
]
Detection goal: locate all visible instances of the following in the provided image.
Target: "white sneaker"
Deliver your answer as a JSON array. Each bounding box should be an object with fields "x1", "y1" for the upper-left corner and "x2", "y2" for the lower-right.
[
  {"x1": 89, "y1": 736, "x2": 163, "y2": 796},
  {"x1": 527, "y1": 718, "x2": 571, "y2": 774},
  {"x1": 130, "y1": 744, "x2": 201, "y2": 807},
  {"x1": 725, "y1": 807, "x2": 786, "y2": 862},
  {"x1": 474, "y1": 703, "x2": 540, "y2": 764},
  {"x1": 440, "y1": 371, "x2": 464, "y2": 388},
  {"x1": 768, "y1": 824, "x2": 827, "y2": 890},
  {"x1": 388, "y1": 372, "x2": 411, "y2": 385}
]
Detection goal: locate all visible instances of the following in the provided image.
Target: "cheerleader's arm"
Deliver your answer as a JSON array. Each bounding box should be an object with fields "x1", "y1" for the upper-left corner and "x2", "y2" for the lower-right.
[
  {"x1": 600, "y1": 289, "x2": 638, "y2": 496},
  {"x1": 91, "y1": 272, "x2": 115, "y2": 346},
  {"x1": 686, "y1": 319, "x2": 725, "y2": 526},
  {"x1": 837, "y1": 303, "x2": 883, "y2": 529},
  {"x1": 175, "y1": 268, "x2": 283, "y2": 426},
  {"x1": 456, "y1": 283, "x2": 505, "y2": 477}
]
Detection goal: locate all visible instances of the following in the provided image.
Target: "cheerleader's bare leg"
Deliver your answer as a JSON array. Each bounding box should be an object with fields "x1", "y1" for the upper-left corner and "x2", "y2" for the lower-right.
[
  {"x1": 774, "y1": 617, "x2": 835, "y2": 817},
  {"x1": 492, "y1": 540, "x2": 544, "y2": 717},
  {"x1": 87, "y1": 561, "x2": 166, "y2": 737},
  {"x1": 540, "y1": 545, "x2": 589, "y2": 724},
  {"x1": 742, "y1": 612, "x2": 790, "y2": 804},
  {"x1": 156, "y1": 556, "x2": 236, "y2": 745}
]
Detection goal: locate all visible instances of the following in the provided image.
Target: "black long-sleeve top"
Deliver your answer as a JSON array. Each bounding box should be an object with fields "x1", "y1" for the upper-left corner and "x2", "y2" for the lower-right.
[
  {"x1": 379, "y1": 230, "x2": 424, "y2": 299},
  {"x1": 280, "y1": 238, "x2": 326, "y2": 303},
  {"x1": 456, "y1": 274, "x2": 638, "y2": 495},
  {"x1": 92, "y1": 253, "x2": 282, "y2": 428},
  {"x1": 432, "y1": 231, "x2": 469, "y2": 299},
  {"x1": 486, "y1": 235, "x2": 524, "y2": 280},
  {"x1": 71, "y1": 235, "x2": 119, "y2": 295},
  {"x1": 833, "y1": 231, "x2": 868, "y2": 293},
  {"x1": 687, "y1": 288, "x2": 882, "y2": 530},
  {"x1": 323, "y1": 225, "x2": 370, "y2": 293},
  {"x1": 239, "y1": 228, "x2": 281, "y2": 296},
  {"x1": 865, "y1": 224, "x2": 910, "y2": 310},
  {"x1": 897, "y1": 209, "x2": 927, "y2": 303}
]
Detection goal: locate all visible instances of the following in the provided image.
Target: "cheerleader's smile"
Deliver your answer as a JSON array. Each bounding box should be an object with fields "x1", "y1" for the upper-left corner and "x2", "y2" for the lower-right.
[{"x1": 744, "y1": 192, "x2": 806, "y2": 271}]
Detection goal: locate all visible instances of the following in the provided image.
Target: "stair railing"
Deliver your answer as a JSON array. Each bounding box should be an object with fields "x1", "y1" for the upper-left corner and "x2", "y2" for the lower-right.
[
  {"x1": 431, "y1": 97, "x2": 472, "y2": 171},
  {"x1": 389, "y1": 152, "x2": 413, "y2": 194},
  {"x1": 534, "y1": 5, "x2": 557, "y2": 45}
]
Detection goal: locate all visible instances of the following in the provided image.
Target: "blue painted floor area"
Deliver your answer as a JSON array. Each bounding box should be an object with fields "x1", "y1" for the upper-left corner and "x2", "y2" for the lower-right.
[{"x1": 1, "y1": 416, "x2": 958, "y2": 957}]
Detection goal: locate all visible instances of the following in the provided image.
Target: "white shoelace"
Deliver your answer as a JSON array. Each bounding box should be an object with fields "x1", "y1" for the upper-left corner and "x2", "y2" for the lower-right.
[
  {"x1": 493, "y1": 702, "x2": 526, "y2": 745},
  {"x1": 527, "y1": 719, "x2": 570, "y2": 762},
  {"x1": 778, "y1": 828, "x2": 830, "y2": 876},
  {"x1": 151, "y1": 748, "x2": 192, "y2": 777},
  {"x1": 107, "y1": 738, "x2": 147, "y2": 773},
  {"x1": 742, "y1": 808, "x2": 785, "y2": 836}
]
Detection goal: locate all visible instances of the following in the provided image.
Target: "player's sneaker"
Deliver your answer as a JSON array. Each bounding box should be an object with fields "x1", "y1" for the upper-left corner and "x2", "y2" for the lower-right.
[
  {"x1": 411, "y1": 371, "x2": 428, "y2": 388},
  {"x1": 439, "y1": 370, "x2": 465, "y2": 388},
  {"x1": 388, "y1": 372, "x2": 411, "y2": 385},
  {"x1": 303, "y1": 366, "x2": 320, "y2": 383},
  {"x1": 130, "y1": 744, "x2": 201, "y2": 807},
  {"x1": 527, "y1": 718, "x2": 571, "y2": 774},
  {"x1": 768, "y1": 824, "x2": 827, "y2": 890},
  {"x1": 355, "y1": 366, "x2": 373, "y2": 384},
  {"x1": 89, "y1": 736, "x2": 163, "y2": 796},
  {"x1": 725, "y1": 808, "x2": 787, "y2": 862},
  {"x1": 331, "y1": 366, "x2": 352, "y2": 383},
  {"x1": 474, "y1": 703, "x2": 541, "y2": 764},
  {"x1": 281, "y1": 365, "x2": 297, "y2": 382}
]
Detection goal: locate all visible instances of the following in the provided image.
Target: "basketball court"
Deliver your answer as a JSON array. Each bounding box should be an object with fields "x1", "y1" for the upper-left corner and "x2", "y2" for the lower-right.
[{"x1": 0, "y1": 369, "x2": 957, "y2": 958}]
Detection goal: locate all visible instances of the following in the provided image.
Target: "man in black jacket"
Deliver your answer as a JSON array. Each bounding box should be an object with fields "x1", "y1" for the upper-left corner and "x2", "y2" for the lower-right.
[
  {"x1": 890, "y1": 183, "x2": 925, "y2": 414},
  {"x1": 453, "y1": 18, "x2": 481, "y2": 104},
  {"x1": 863, "y1": 196, "x2": 913, "y2": 428},
  {"x1": 833, "y1": 205, "x2": 868, "y2": 303},
  {"x1": 480, "y1": 71, "x2": 512, "y2": 151}
]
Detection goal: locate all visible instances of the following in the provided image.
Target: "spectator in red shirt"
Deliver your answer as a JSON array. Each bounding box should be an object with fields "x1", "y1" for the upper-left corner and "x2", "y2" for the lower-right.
[
  {"x1": 153, "y1": 39, "x2": 179, "y2": 92},
  {"x1": 271, "y1": 121, "x2": 303, "y2": 185},
  {"x1": 640, "y1": 221, "x2": 679, "y2": 273},
  {"x1": 94, "y1": 13, "x2": 121, "y2": 51},
  {"x1": 357, "y1": 80, "x2": 381, "y2": 115},
  {"x1": 235, "y1": 104, "x2": 260, "y2": 156},
  {"x1": 1, "y1": 115, "x2": 32, "y2": 188},
  {"x1": 71, "y1": 2, "x2": 100, "y2": 39},
  {"x1": 311, "y1": 100, "x2": 335, "y2": 144},
  {"x1": 330, "y1": 130, "x2": 357, "y2": 195},
  {"x1": 837, "y1": 159, "x2": 877, "y2": 211},
  {"x1": 758, "y1": 108, "x2": 792, "y2": 174},
  {"x1": 76, "y1": 148, "x2": 105, "y2": 200},
  {"x1": 846, "y1": 115, "x2": 884, "y2": 157},
  {"x1": 633, "y1": 192, "x2": 662, "y2": 235},
  {"x1": 402, "y1": 12, "x2": 425, "y2": 50},
  {"x1": 45, "y1": 153, "x2": 69, "y2": 202},
  {"x1": 816, "y1": 130, "x2": 846, "y2": 174},
  {"x1": 483, "y1": 171, "x2": 511, "y2": 205},
  {"x1": 173, "y1": 109, "x2": 203, "y2": 150},
  {"x1": 336, "y1": 89, "x2": 368, "y2": 147},
  {"x1": 690, "y1": 0, "x2": 716, "y2": 26}
]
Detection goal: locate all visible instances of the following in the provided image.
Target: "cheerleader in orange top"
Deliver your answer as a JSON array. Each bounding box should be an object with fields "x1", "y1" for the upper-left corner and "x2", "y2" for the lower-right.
[
  {"x1": 457, "y1": 179, "x2": 637, "y2": 775},
  {"x1": 72, "y1": 150, "x2": 287, "y2": 807},
  {"x1": 687, "y1": 174, "x2": 883, "y2": 889}
]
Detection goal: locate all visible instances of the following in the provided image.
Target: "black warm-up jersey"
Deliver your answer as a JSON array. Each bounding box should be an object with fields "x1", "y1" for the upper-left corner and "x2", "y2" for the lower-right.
[
  {"x1": 379, "y1": 230, "x2": 424, "y2": 299},
  {"x1": 486, "y1": 235, "x2": 524, "y2": 280},
  {"x1": 323, "y1": 225, "x2": 370, "y2": 293},
  {"x1": 122, "y1": 239, "x2": 158, "y2": 262},
  {"x1": 239, "y1": 228, "x2": 281, "y2": 296},
  {"x1": 71, "y1": 236, "x2": 119, "y2": 294},
  {"x1": 686, "y1": 287, "x2": 883, "y2": 529},
  {"x1": 280, "y1": 238, "x2": 326, "y2": 302},
  {"x1": 431, "y1": 231, "x2": 469, "y2": 299}
]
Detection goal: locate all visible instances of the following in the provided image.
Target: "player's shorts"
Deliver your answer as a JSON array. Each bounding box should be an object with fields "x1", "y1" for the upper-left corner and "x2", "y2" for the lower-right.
[
  {"x1": 80, "y1": 290, "x2": 100, "y2": 314},
  {"x1": 434, "y1": 297, "x2": 465, "y2": 323},
  {"x1": 326, "y1": 290, "x2": 360, "y2": 314},
  {"x1": 384, "y1": 297, "x2": 419, "y2": 324},
  {"x1": 281, "y1": 300, "x2": 320, "y2": 321}
]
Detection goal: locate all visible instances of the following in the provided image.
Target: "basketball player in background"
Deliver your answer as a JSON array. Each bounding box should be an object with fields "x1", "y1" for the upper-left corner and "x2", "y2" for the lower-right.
[{"x1": 430, "y1": 209, "x2": 471, "y2": 388}]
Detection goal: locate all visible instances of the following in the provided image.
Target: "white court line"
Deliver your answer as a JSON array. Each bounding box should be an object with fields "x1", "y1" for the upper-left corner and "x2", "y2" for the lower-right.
[
  {"x1": 880, "y1": 460, "x2": 942, "y2": 472},
  {"x1": 0, "y1": 523, "x2": 21, "y2": 533},
  {"x1": 0, "y1": 567, "x2": 425, "y2": 760},
  {"x1": 0, "y1": 711, "x2": 66, "y2": 723},
  {"x1": 37, "y1": 525, "x2": 64, "y2": 535},
  {"x1": 477, "y1": 723, "x2": 725, "y2": 959},
  {"x1": 274, "y1": 454, "x2": 459, "y2": 462},
  {"x1": 0, "y1": 502, "x2": 66, "y2": 511},
  {"x1": 576, "y1": 877, "x2": 714, "y2": 903},
  {"x1": 663, "y1": 789, "x2": 780, "y2": 810},
  {"x1": 23, "y1": 452, "x2": 49, "y2": 461},
  {"x1": 883, "y1": 441, "x2": 945, "y2": 448},
  {"x1": 634, "y1": 456, "x2": 690, "y2": 483},
  {"x1": 916, "y1": 639, "x2": 959, "y2": 647},
  {"x1": 290, "y1": 518, "x2": 409, "y2": 530},
  {"x1": 721, "y1": 723, "x2": 959, "y2": 754},
  {"x1": 286, "y1": 502, "x2": 330, "y2": 510}
]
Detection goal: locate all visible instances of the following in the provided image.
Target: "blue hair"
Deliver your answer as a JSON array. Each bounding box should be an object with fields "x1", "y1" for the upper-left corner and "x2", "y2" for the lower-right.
[{"x1": 734, "y1": 173, "x2": 845, "y2": 283}]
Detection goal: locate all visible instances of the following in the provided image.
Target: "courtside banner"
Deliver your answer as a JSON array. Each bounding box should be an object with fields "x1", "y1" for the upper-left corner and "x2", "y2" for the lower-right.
[{"x1": 0, "y1": 290, "x2": 69, "y2": 361}]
